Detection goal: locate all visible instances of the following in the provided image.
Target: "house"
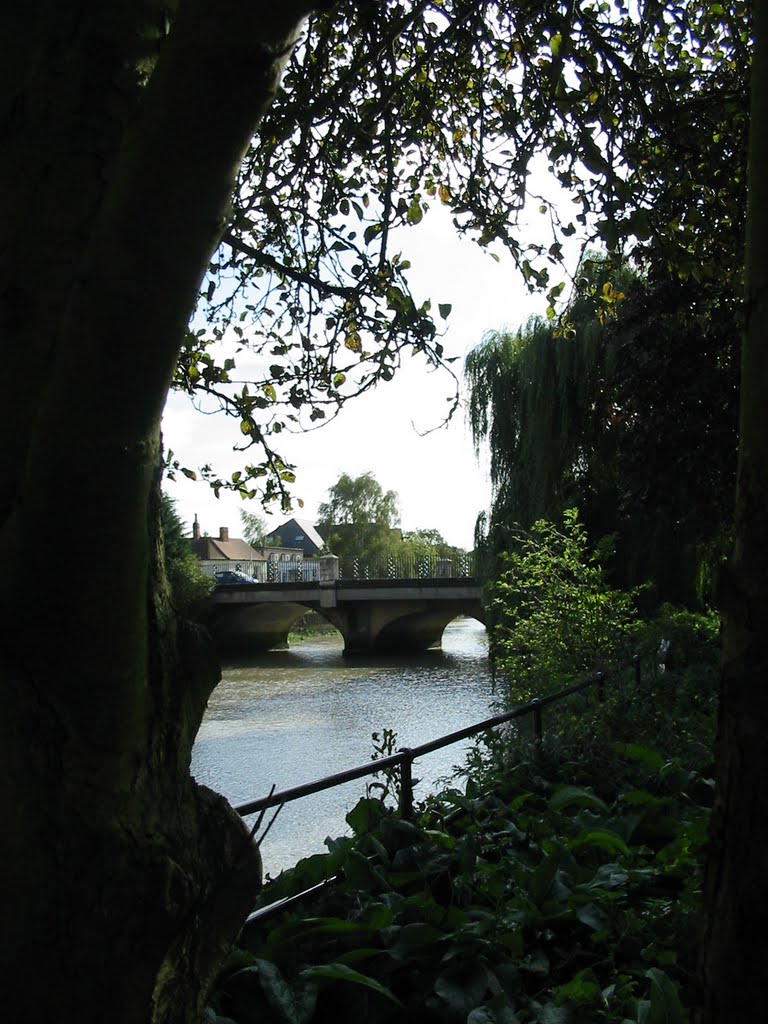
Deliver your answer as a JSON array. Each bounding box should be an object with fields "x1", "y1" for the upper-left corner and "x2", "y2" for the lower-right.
[
  {"x1": 189, "y1": 517, "x2": 263, "y2": 565},
  {"x1": 190, "y1": 516, "x2": 310, "y2": 581},
  {"x1": 264, "y1": 517, "x2": 325, "y2": 558}
]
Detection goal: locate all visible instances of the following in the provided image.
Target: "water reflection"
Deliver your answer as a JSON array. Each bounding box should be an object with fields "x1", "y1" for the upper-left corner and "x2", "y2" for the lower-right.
[{"x1": 192, "y1": 617, "x2": 493, "y2": 875}]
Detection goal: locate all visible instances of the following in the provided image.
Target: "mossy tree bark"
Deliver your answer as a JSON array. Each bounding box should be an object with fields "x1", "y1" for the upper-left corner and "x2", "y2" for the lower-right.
[
  {"x1": 702, "y1": 4, "x2": 768, "y2": 1019},
  {"x1": 0, "y1": 2, "x2": 321, "y2": 1020}
]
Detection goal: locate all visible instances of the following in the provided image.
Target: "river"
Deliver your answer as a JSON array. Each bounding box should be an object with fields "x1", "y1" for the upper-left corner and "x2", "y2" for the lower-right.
[{"x1": 191, "y1": 617, "x2": 495, "y2": 877}]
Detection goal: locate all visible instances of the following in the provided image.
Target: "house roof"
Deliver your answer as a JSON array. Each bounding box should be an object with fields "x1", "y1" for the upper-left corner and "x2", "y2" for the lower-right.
[
  {"x1": 266, "y1": 518, "x2": 325, "y2": 551},
  {"x1": 189, "y1": 537, "x2": 263, "y2": 561}
]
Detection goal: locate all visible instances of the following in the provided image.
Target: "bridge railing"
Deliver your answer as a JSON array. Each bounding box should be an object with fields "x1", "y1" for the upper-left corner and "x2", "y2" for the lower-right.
[
  {"x1": 336, "y1": 553, "x2": 475, "y2": 581},
  {"x1": 238, "y1": 647, "x2": 666, "y2": 927}
]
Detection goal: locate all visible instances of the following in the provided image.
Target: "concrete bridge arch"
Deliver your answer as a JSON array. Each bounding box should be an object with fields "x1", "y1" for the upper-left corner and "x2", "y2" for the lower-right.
[{"x1": 207, "y1": 578, "x2": 485, "y2": 656}]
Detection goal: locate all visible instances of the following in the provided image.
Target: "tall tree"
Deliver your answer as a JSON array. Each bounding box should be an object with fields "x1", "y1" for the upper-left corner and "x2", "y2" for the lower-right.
[
  {"x1": 701, "y1": 3, "x2": 768, "y2": 1018},
  {"x1": 161, "y1": 492, "x2": 194, "y2": 562},
  {"x1": 317, "y1": 471, "x2": 401, "y2": 561},
  {"x1": 0, "y1": 5, "x2": 319, "y2": 1021}
]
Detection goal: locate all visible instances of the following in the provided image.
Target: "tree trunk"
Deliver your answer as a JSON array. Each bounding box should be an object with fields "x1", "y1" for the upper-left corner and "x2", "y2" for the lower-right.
[
  {"x1": 701, "y1": 5, "x2": 768, "y2": 1019},
  {"x1": 0, "y1": 2, "x2": 318, "y2": 1020}
]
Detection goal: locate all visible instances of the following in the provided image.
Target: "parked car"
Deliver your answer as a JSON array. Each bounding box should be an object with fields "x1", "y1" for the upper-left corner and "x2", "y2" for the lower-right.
[{"x1": 214, "y1": 570, "x2": 259, "y2": 586}]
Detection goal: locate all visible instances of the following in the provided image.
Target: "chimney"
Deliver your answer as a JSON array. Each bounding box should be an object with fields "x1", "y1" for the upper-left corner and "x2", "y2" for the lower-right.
[
  {"x1": 193, "y1": 514, "x2": 201, "y2": 541},
  {"x1": 219, "y1": 526, "x2": 229, "y2": 542}
]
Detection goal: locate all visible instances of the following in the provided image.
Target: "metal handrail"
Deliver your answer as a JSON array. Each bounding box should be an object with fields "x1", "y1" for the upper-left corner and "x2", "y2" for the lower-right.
[
  {"x1": 240, "y1": 651, "x2": 663, "y2": 933},
  {"x1": 236, "y1": 650, "x2": 648, "y2": 823},
  {"x1": 239, "y1": 648, "x2": 656, "y2": 929}
]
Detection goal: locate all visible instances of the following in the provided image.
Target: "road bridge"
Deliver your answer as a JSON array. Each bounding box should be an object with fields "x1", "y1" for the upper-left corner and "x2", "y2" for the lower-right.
[{"x1": 208, "y1": 571, "x2": 485, "y2": 655}]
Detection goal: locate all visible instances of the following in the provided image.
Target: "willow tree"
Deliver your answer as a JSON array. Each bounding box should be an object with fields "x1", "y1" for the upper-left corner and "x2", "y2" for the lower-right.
[
  {"x1": 466, "y1": 267, "x2": 621, "y2": 558},
  {"x1": 0, "y1": 1, "x2": 757, "y2": 1021},
  {"x1": 466, "y1": 262, "x2": 740, "y2": 604}
]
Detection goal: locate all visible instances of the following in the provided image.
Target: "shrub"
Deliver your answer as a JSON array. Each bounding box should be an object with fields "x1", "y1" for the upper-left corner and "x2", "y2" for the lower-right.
[
  {"x1": 167, "y1": 549, "x2": 215, "y2": 619},
  {"x1": 488, "y1": 509, "x2": 644, "y2": 701}
]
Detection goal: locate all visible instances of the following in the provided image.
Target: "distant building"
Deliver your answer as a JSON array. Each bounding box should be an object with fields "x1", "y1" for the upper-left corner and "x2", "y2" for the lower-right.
[
  {"x1": 264, "y1": 517, "x2": 325, "y2": 558},
  {"x1": 189, "y1": 517, "x2": 263, "y2": 564},
  {"x1": 189, "y1": 516, "x2": 312, "y2": 581}
]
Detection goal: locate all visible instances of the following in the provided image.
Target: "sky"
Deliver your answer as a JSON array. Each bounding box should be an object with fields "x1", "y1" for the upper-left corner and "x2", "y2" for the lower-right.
[{"x1": 162, "y1": 205, "x2": 559, "y2": 550}]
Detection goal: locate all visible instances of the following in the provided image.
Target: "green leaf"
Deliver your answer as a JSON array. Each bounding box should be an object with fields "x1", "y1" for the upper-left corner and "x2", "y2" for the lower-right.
[
  {"x1": 435, "y1": 962, "x2": 490, "y2": 1015},
  {"x1": 386, "y1": 922, "x2": 443, "y2": 957},
  {"x1": 467, "y1": 993, "x2": 519, "y2": 1023},
  {"x1": 575, "y1": 902, "x2": 609, "y2": 931},
  {"x1": 613, "y1": 744, "x2": 665, "y2": 772},
  {"x1": 300, "y1": 963, "x2": 402, "y2": 1006},
  {"x1": 534, "y1": 1004, "x2": 572, "y2": 1024},
  {"x1": 548, "y1": 786, "x2": 607, "y2": 813},
  {"x1": 644, "y1": 968, "x2": 686, "y2": 1024},
  {"x1": 438, "y1": 302, "x2": 453, "y2": 319},
  {"x1": 232, "y1": 961, "x2": 316, "y2": 1024},
  {"x1": 297, "y1": 917, "x2": 375, "y2": 939},
  {"x1": 341, "y1": 849, "x2": 380, "y2": 891},
  {"x1": 406, "y1": 198, "x2": 423, "y2": 225},
  {"x1": 529, "y1": 856, "x2": 559, "y2": 906},
  {"x1": 571, "y1": 829, "x2": 630, "y2": 857},
  {"x1": 555, "y1": 969, "x2": 602, "y2": 1007}
]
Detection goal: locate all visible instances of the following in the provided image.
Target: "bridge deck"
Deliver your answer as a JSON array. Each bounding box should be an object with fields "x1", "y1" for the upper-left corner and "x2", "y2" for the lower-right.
[{"x1": 213, "y1": 577, "x2": 482, "y2": 605}]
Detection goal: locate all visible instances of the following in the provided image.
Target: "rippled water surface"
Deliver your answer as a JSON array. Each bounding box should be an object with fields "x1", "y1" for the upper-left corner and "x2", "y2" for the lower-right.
[{"x1": 192, "y1": 617, "x2": 494, "y2": 875}]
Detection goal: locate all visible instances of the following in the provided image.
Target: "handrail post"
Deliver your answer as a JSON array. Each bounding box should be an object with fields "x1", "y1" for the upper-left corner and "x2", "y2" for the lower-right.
[
  {"x1": 531, "y1": 698, "x2": 543, "y2": 743},
  {"x1": 398, "y1": 748, "x2": 414, "y2": 821},
  {"x1": 596, "y1": 671, "x2": 605, "y2": 703},
  {"x1": 633, "y1": 653, "x2": 641, "y2": 687}
]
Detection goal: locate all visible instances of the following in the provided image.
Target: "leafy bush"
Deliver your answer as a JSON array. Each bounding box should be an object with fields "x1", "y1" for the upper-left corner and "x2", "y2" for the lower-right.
[
  {"x1": 488, "y1": 510, "x2": 644, "y2": 701},
  {"x1": 640, "y1": 604, "x2": 719, "y2": 671},
  {"x1": 166, "y1": 549, "x2": 215, "y2": 619},
  {"x1": 209, "y1": 744, "x2": 708, "y2": 1024},
  {"x1": 160, "y1": 491, "x2": 215, "y2": 618}
]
